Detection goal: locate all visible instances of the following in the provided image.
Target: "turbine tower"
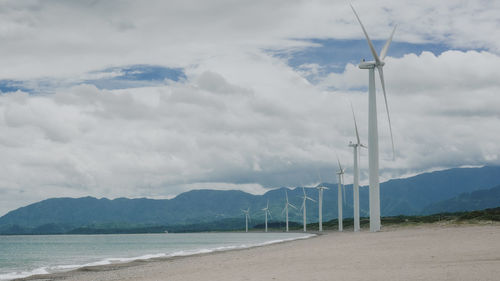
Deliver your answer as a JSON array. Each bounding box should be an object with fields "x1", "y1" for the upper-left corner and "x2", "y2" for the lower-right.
[
  {"x1": 242, "y1": 208, "x2": 251, "y2": 233},
  {"x1": 282, "y1": 190, "x2": 297, "y2": 232},
  {"x1": 336, "y1": 158, "x2": 345, "y2": 232},
  {"x1": 351, "y1": 4, "x2": 396, "y2": 232},
  {"x1": 262, "y1": 200, "x2": 272, "y2": 232},
  {"x1": 300, "y1": 187, "x2": 316, "y2": 232},
  {"x1": 348, "y1": 104, "x2": 367, "y2": 232},
  {"x1": 316, "y1": 184, "x2": 329, "y2": 232}
]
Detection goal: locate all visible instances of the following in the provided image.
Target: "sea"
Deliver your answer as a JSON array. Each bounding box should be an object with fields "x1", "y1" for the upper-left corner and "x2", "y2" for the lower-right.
[{"x1": 0, "y1": 232, "x2": 313, "y2": 280}]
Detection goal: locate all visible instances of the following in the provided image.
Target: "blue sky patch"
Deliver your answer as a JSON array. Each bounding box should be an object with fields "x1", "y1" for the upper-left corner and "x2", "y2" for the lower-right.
[
  {"x1": 0, "y1": 65, "x2": 187, "y2": 93},
  {"x1": 273, "y1": 39, "x2": 478, "y2": 82},
  {"x1": 85, "y1": 65, "x2": 187, "y2": 90},
  {"x1": 0, "y1": 80, "x2": 31, "y2": 94}
]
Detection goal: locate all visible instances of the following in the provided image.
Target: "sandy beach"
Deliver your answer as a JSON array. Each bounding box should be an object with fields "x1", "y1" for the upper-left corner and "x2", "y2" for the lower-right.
[{"x1": 21, "y1": 223, "x2": 500, "y2": 281}]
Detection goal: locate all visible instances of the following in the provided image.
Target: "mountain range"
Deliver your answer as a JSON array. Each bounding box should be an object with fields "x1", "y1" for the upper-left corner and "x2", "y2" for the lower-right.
[
  {"x1": 423, "y1": 184, "x2": 500, "y2": 214},
  {"x1": 1, "y1": 165, "x2": 500, "y2": 234}
]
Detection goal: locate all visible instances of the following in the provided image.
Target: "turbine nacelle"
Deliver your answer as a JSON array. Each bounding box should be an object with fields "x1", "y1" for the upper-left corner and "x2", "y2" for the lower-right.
[
  {"x1": 359, "y1": 60, "x2": 382, "y2": 69},
  {"x1": 349, "y1": 142, "x2": 367, "y2": 148}
]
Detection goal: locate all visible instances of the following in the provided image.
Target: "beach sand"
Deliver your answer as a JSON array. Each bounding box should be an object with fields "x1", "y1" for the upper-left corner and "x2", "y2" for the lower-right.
[{"x1": 21, "y1": 223, "x2": 500, "y2": 281}]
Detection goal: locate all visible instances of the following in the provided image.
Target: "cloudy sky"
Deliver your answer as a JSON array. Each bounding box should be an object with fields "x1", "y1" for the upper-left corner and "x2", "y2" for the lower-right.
[{"x1": 0, "y1": 0, "x2": 499, "y2": 215}]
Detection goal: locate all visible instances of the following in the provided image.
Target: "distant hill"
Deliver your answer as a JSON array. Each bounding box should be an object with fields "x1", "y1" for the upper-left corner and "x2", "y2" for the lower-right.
[
  {"x1": 1, "y1": 165, "x2": 500, "y2": 234},
  {"x1": 377, "y1": 165, "x2": 500, "y2": 215},
  {"x1": 0, "y1": 190, "x2": 257, "y2": 228},
  {"x1": 423, "y1": 185, "x2": 500, "y2": 214},
  {"x1": 321, "y1": 165, "x2": 500, "y2": 218}
]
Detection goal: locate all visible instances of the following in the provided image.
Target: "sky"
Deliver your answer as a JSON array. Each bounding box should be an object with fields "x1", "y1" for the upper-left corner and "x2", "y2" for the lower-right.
[{"x1": 0, "y1": 0, "x2": 499, "y2": 215}]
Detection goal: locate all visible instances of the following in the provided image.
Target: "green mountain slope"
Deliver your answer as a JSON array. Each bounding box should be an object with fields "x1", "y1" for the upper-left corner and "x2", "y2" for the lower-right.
[{"x1": 423, "y1": 185, "x2": 500, "y2": 214}]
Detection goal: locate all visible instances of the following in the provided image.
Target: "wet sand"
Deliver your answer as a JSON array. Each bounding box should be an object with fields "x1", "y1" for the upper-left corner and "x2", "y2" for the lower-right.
[{"x1": 20, "y1": 223, "x2": 500, "y2": 281}]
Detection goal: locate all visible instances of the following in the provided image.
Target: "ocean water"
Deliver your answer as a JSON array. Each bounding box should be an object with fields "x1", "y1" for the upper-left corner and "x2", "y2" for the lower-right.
[{"x1": 0, "y1": 232, "x2": 313, "y2": 280}]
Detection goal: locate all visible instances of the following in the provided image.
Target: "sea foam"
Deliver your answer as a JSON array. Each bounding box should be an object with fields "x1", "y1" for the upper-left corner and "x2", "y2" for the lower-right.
[{"x1": 0, "y1": 233, "x2": 314, "y2": 281}]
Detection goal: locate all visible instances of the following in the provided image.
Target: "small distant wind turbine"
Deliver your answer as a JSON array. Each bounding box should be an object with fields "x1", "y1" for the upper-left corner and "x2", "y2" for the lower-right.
[
  {"x1": 351, "y1": 4, "x2": 396, "y2": 232},
  {"x1": 282, "y1": 190, "x2": 297, "y2": 232},
  {"x1": 262, "y1": 200, "x2": 272, "y2": 232},
  {"x1": 337, "y1": 158, "x2": 345, "y2": 232},
  {"x1": 348, "y1": 103, "x2": 367, "y2": 232},
  {"x1": 300, "y1": 187, "x2": 316, "y2": 232},
  {"x1": 242, "y1": 208, "x2": 251, "y2": 233},
  {"x1": 316, "y1": 183, "x2": 329, "y2": 232}
]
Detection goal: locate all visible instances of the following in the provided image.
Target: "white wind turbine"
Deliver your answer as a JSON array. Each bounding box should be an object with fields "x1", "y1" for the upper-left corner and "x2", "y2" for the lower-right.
[
  {"x1": 300, "y1": 187, "x2": 316, "y2": 232},
  {"x1": 351, "y1": 4, "x2": 396, "y2": 232},
  {"x1": 242, "y1": 208, "x2": 251, "y2": 233},
  {"x1": 337, "y1": 158, "x2": 345, "y2": 232},
  {"x1": 316, "y1": 183, "x2": 329, "y2": 232},
  {"x1": 348, "y1": 103, "x2": 367, "y2": 232},
  {"x1": 282, "y1": 190, "x2": 297, "y2": 232},
  {"x1": 262, "y1": 200, "x2": 272, "y2": 232}
]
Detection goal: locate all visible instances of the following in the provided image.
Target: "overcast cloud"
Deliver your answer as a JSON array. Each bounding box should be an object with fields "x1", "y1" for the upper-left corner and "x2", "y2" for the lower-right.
[{"x1": 0, "y1": 0, "x2": 499, "y2": 215}]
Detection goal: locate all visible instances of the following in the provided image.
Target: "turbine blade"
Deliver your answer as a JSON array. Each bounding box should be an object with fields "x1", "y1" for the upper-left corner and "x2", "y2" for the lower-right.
[
  {"x1": 289, "y1": 203, "x2": 298, "y2": 209},
  {"x1": 343, "y1": 184, "x2": 346, "y2": 205},
  {"x1": 380, "y1": 25, "x2": 397, "y2": 60},
  {"x1": 350, "y1": 102, "x2": 361, "y2": 145},
  {"x1": 337, "y1": 156, "x2": 343, "y2": 171},
  {"x1": 317, "y1": 171, "x2": 323, "y2": 186},
  {"x1": 350, "y1": 4, "x2": 381, "y2": 64},
  {"x1": 377, "y1": 65, "x2": 395, "y2": 159},
  {"x1": 306, "y1": 197, "x2": 316, "y2": 203},
  {"x1": 358, "y1": 145, "x2": 361, "y2": 169}
]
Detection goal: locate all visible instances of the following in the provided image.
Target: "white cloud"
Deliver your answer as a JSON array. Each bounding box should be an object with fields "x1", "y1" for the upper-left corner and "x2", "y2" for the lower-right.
[
  {"x1": 2, "y1": 49, "x2": 498, "y2": 215},
  {"x1": 179, "y1": 182, "x2": 268, "y2": 196},
  {"x1": 0, "y1": 0, "x2": 499, "y2": 214},
  {"x1": 0, "y1": 64, "x2": 349, "y2": 214},
  {"x1": 0, "y1": 0, "x2": 499, "y2": 81}
]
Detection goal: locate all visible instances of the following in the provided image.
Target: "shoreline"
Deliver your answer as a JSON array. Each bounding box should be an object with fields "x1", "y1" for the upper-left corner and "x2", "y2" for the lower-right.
[
  {"x1": 11, "y1": 232, "x2": 316, "y2": 281},
  {"x1": 15, "y1": 223, "x2": 500, "y2": 281}
]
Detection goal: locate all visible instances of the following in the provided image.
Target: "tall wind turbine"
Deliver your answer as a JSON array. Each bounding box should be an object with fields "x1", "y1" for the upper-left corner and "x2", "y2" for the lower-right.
[
  {"x1": 282, "y1": 190, "x2": 297, "y2": 232},
  {"x1": 316, "y1": 184, "x2": 329, "y2": 232},
  {"x1": 337, "y1": 158, "x2": 345, "y2": 232},
  {"x1": 242, "y1": 208, "x2": 251, "y2": 233},
  {"x1": 300, "y1": 187, "x2": 316, "y2": 232},
  {"x1": 351, "y1": 4, "x2": 396, "y2": 232},
  {"x1": 348, "y1": 103, "x2": 367, "y2": 232},
  {"x1": 262, "y1": 200, "x2": 272, "y2": 232}
]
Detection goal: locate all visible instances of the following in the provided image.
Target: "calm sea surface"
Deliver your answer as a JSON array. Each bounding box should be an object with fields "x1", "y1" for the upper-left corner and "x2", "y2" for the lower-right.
[{"x1": 0, "y1": 232, "x2": 312, "y2": 280}]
